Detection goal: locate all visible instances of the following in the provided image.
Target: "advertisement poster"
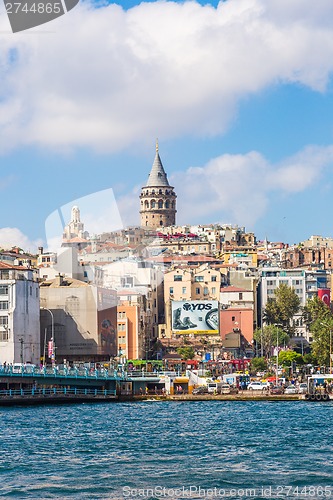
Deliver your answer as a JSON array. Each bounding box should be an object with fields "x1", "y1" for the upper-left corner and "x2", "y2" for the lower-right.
[{"x1": 172, "y1": 300, "x2": 219, "y2": 335}]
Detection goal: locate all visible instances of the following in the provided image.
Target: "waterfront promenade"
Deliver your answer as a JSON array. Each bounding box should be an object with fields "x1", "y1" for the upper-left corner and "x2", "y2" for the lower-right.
[{"x1": 0, "y1": 365, "x2": 309, "y2": 405}]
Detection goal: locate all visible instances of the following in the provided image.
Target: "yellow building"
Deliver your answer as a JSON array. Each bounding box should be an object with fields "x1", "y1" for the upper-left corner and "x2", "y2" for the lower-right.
[{"x1": 162, "y1": 264, "x2": 221, "y2": 338}]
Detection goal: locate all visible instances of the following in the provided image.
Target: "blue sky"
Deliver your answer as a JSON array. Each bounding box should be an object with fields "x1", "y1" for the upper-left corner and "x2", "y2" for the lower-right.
[{"x1": 1, "y1": 0, "x2": 333, "y2": 251}]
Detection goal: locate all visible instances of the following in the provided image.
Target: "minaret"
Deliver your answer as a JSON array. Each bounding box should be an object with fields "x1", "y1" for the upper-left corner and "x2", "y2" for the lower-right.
[{"x1": 140, "y1": 140, "x2": 177, "y2": 228}]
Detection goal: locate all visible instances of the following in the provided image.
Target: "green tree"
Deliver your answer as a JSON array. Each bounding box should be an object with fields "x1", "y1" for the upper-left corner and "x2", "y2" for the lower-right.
[
  {"x1": 254, "y1": 325, "x2": 289, "y2": 358},
  {"x1": 263, "y1": 284, "x2": 301, "y2": 335},
  {"x1": 303, "y1": 296, "x2": 333, "y2": 367},
  {"x1": 278, "y1": 350, "x2": 303, "y2": 367},
  {"x1": 250, "y1": 357, "x2": 267, "y2": 374},
  {"x1": 303, "y1": 352, "x2": 318, "y2": 365},
  {"x1": 302, "y1": 295, "x2": 331, "y2": 329},
  {"x1": 310, "y1": 318, "x2": 333, "y2": 367},
  {"x1": 177, "y1": 346, "x2": 195, "y2": 360}
]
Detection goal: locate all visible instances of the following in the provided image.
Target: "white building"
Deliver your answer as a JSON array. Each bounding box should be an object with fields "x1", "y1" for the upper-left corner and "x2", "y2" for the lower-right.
[
  {"x1": 0, "y1": 263, "x2": 40, "y2": 365},
  {"x1": 220, "y1": 286, "x2": 255, "y2": 310},
  {"x1": 259, "y1": 268, "x2": 329, "y2": 340},
  {"x1": 63, "y1": 206, "x2": 89, "y2": 241},
  {"x1": 38, "y1": 247, "x2": 85, "y2": 282}
]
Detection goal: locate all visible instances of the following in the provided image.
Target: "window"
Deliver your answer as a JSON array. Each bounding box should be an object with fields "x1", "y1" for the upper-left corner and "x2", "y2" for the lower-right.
[
  {"x1": 232, "y1": 316, "x2": 235, "y2": 321},
  {"x1": 211, "y1": 287, "x2": 216, "y2": 295},
  {"x1": 211, "y1": 276, "x2": 217, "y2": 282},
  {"x1": 0, "y1": 316, "x2": 8, "y2": 326},
  {"x1": 196, "y1": 287, "x2": 200, "y2": 295},
  {"x1": 0, "y1": 286, "x2": 8, "y2": 295},
  {"x1": 174, "y1": 275, "x2": 182, "y2": 281},
  {"x1": 204, "y1": 287, "x2": 209, "y2": 296},
  {"x1": 0, "y1": 316, "x2": 8, "y2": 341},
  {"x1": 169, "y1": 287, "x2": 174, "y2": 295},
  {"x1": 182, "y1": 287, "x2": 187, "y2": 294},
  {"x1": 239, "y1": 293, "x2": 243, "y2": 300},
  {"x1": 0, "y1": 302, "x2": 8, "y2": 310},
  {"x1": 267, "y1": 280, "x2": 275, "y2": 286},
  {"x1": 194, "y1": 276, "x2": 204, "y2": 282}
]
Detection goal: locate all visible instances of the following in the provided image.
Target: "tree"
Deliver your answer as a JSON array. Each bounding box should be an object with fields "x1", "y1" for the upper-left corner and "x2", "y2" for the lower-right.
[
  {"x1": 310, "y1": 318, "x2": 333, "y2": 367},
  {"x1": 250, "y1": 357, "x2": 267, "y2": 374},
  {"x1": 263, "y1": 284, "x2": 301, "y2": 335},
  {"x1": 177, "y1": 346, "x2": 195, "y2": 360},
  {"x1": 254, "y1": 325, "x2": 289, "y2": 358},
  {"x1": 275, "y1": 283, "x2": 301, "y2": 332},
  {"x1": 278, "y1": 350, "x2": 303, "y2": 367},
  {"x1": 302, "y1": 295, "x2": 331, "y2": 329},
  {"x1": 303, "y1": 296, "x2": 333, "y2": 367}
]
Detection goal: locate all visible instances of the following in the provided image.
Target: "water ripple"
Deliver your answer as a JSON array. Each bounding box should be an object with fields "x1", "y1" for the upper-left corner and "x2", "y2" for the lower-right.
[{"x1": 0, "y1": 401, "x2": 331, "y2": 498}]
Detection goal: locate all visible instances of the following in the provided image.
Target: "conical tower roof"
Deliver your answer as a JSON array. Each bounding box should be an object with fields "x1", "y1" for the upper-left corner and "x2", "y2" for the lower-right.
[{"x1": 145, "y1": 140, "x2": 170, "y2": 187}]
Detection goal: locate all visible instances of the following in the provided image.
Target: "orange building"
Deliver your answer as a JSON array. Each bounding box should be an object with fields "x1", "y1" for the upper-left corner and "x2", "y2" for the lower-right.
[
  {"x1": 219, "y1": 308, "x2": 254, "y2": 344},
  {"x1": 117, "y1": 303, "x2": 142, "y2": 360}
]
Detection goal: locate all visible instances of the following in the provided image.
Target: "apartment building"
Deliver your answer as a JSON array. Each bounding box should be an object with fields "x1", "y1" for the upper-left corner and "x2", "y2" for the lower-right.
[
  {"x1": 40, "y1": 275, "x2": 117, "y2": 362},
  {"x1": 259, "y1": 268, "x2": 329, "y2": 340},
  {"x1": 163, "y1": 264, "x2": 221, "y2": 338},
  {"x1": 0, "y1": 262, "x2": 40, "y2": 365}
]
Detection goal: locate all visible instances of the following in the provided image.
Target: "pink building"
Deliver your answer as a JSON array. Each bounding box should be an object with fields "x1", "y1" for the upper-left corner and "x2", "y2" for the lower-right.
[{"x1": 219, "y1": 308, "x2": 254, "y2": 344}]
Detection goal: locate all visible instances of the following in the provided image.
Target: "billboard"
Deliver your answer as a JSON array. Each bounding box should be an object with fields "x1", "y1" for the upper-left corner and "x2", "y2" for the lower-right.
[{"x1": 172, "y1": 301, "x2": 219, "y2": 334}]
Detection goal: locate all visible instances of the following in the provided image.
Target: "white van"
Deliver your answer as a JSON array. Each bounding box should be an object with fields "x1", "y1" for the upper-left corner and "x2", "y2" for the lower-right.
[{"x1": 207, "y1": 382, "x2": 224, "y2": 394}]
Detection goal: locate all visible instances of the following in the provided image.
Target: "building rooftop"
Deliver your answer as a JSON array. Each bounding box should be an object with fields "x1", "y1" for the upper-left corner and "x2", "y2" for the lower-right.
[
  {"x1": 144, "y1": 141, "x2": 170, "y2": 187},
  {"x1": 0, "y1": 262, "x2": 30, "y2": 271},
  {"x1": 220, "y1": 286, "x2": 250, "y2": 293}
]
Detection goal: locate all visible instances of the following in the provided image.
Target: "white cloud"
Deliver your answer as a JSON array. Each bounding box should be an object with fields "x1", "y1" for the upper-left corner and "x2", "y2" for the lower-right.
[
  {"x1": 0, "y1": 228, "x2": 43, "y2": 252},
  {"x1": 0, "y1": 0, "x2": 333, "y2": 151},
  {"x1": 170, "y1": 144, "x2": 333, "y2": 227}
]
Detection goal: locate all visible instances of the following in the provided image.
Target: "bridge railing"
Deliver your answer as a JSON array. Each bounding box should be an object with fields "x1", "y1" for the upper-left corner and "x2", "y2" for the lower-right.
[
  {"x1": 0, "y1": 366, "x2": 118, "y2": 379},
  {"x1": 0, "y1": 387, "x2": 117, "y2": 398}
]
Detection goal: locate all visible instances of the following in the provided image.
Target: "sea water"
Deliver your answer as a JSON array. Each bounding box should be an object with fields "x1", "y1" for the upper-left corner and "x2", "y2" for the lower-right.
[{"x1": 0, "y1": 401, "x2": 332, "y2": 499}]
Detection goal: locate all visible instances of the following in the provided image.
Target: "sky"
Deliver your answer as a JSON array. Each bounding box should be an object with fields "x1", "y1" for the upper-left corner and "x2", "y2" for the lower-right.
[{"x1": 1, "y1": 0, "x2": 333, "y2": 251}]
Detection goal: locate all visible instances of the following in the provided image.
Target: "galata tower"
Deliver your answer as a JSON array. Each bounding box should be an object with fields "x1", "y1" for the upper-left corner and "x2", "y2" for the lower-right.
[{"x1": 140, "y1": 141, "x2": 177, "y2": 228}]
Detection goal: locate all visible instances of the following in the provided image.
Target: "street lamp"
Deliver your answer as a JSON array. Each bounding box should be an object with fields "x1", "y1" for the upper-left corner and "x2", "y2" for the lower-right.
[
  {"x1": 276, "y1": 328, "x2": 279, "y2": 386},
  {"x1": 42, "y1": 308, "x2": 55, "y2": 366}
]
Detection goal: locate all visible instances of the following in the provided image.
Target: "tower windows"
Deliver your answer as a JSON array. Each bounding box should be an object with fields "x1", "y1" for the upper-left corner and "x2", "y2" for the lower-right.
[{"x1": 158, "y1": 199, "x2": 163, "y2": 208}]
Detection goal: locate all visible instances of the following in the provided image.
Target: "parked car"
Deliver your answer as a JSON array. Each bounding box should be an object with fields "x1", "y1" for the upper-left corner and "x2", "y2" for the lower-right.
[
  {"x1": 298, "y1": 383, "x2": 308, "y2": 394},
  {"x1": 247, "y1": 381, "x2": 268, "y2": 391},
  {"x1": 219, "y1": 384, "x2": 232, "y2": 394},
  {"x1": 270, "y1": 385, "x2": 284, "y2": 395},
  {"x1": 284, "y1": 385, "x2": 298, "y2": 395},
  {"x1": 192, "y1": 386, "x2": 208, "y2": 395}
]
